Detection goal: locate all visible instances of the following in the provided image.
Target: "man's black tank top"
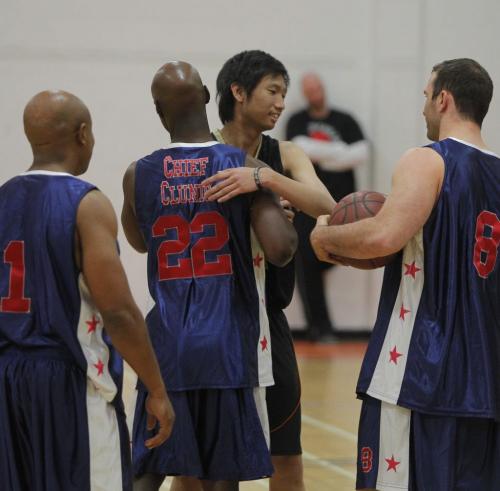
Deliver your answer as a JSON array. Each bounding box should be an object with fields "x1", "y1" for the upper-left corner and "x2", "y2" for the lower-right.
[{"x1": 256, "y1": 135, "x2": 295, "y2": 310}]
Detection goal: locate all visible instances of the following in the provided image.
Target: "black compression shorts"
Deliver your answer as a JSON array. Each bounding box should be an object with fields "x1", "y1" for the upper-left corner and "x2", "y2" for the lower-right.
[{"x1": 266, "y1": 308, "x2": 302, "y2": 456}]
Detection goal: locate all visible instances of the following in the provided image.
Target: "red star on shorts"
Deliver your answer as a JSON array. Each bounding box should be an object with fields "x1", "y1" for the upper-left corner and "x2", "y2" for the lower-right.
[
  {"x1": 260, "y1": 336, "x2": 268, "y2": 351},
  {"x1": 385, "y1": 454, "x2": 401, "y2": 472},
  {"x1": 389, "y1": 346, "x2": 403, "y2": 364},
  {"x1": 399, "y1": 304, "x2": 411, "y2": 320},
  {"x1": 253, "y1": 253, "x2": 263, "y2": 268},
  {"x1": 404, "y1": 261, "x2": 421, "y2": 279},
  {"x1": 94, "y1": 359, "x2": 105, "y2": 376},
  {"x1": 86, "y1": 314, "x2": 100, "y2": 333}
]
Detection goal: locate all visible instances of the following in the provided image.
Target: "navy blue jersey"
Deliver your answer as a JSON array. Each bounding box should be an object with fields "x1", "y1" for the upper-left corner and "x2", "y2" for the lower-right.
[
  {"x1": 0, "y1": 171, "x2": 121, "y2": 402},
  {"x1": 357, "y1": 138, "x2": 500, "y2": 420},
  {"x1": 134, "y1": 142, "x2": 272, "y2": 391}
]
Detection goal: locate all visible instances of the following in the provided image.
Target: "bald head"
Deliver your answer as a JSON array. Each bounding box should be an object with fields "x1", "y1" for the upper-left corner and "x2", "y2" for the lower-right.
[
  {"x1": 23, "y1": 90, "x2": 94, "y2": 174},
  {"x1": 24, "y1": 90, "x2": 91, "y2": 146},
  {"x1": 151, "y1": 61, "x2": 208, "y2": 128},
  {"x1": 301, "y1": 73, "x2": 326, "y2": 112}
]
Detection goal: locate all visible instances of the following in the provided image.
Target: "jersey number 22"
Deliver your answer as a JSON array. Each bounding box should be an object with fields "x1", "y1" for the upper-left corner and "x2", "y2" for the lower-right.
[{"x1": 153, "y1": 211, "x2": 233, "y2": 280}]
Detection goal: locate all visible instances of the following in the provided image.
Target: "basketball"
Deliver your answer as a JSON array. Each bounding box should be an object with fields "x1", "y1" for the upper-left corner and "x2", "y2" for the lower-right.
[{"x1": 328, "y1": 191, "x2": 396, "y2": 269}]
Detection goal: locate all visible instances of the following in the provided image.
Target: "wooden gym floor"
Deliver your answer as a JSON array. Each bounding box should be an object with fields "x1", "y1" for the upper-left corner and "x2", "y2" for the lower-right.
[{"x1": 123, "y1": 340, "x2": 367, "y2": 491}]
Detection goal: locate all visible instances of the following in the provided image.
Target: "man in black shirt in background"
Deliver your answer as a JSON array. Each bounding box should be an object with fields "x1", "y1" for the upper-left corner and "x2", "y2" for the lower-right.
[{"x1": 286, "y1": 73, "x2": 370, "y2": 341}]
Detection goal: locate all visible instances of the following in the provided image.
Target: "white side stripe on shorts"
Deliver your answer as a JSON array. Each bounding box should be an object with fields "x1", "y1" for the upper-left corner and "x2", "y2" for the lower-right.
[
  {"x1": 376, "y1": 402, "x2": 411, "y2": 491},
  {"x1": 87, "y1": 381, "x2": 123, "y2": 491}
]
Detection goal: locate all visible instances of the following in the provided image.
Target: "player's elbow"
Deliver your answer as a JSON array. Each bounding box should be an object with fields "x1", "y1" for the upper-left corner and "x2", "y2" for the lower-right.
[
  {"x1": 367, "y1": 229, "x2": 404, "y2": 257},
  {"x1": 122, "y1": 226, "x2": 147, "y2": 253},
  {"x1": 131, "y1": 241, "x2": 148, "y2": 254},
  {"x1": 265, "y1": 231, "x2": 298, "y2": 267},
  {"x1": 101, "y1": 307, "x2": 142, "y2": 337}
]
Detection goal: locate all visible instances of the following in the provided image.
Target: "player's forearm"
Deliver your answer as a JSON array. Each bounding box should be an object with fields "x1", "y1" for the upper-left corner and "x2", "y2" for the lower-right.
[
  {"x1": 121, "y1": 202, "x2": 147, "y2": 253},
  {"x1": 259, "y1": 167, "x2": 334, "y2": 218},
  {"x1": 311, "y1": 218, "x2": 395, "y2": 259},
  {"x1": 251, "y1": 192, "x2": 298, "y2": 266},
  {"x1": 103, "y1": 308, "x2": 166, "y2": 396}
]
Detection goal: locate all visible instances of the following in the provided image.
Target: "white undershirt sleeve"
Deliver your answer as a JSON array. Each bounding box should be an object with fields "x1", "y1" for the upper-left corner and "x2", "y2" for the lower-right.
[{"x1": 292, "y1": 136, "x2": 370, "y2": 172}]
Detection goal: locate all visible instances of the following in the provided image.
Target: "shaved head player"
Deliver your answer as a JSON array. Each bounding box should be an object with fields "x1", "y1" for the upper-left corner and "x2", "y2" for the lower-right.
[{"x1": 0, "y1": 90, "x2": 174, "y2": 491}]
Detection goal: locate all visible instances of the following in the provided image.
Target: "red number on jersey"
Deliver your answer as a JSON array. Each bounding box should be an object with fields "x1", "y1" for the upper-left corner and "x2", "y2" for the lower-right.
[
  {"x1": 1, "y1": 241, "x2": 31, "y2": 313},
  {"x1": 153, "y1": 211, "x2": 232, "y2": 281},
  {"x1": 152, "y1": 215, "x2": 192, "y2": 280},
  {"x1": 473, "y1": 210, "x2": 500, "y2": 278},
  {"x1": 360, "y1": 446, "x2": 373, "y2": 473},
  {"x1": 191, "y1": 211, "x2": 232, "y2": 277}
]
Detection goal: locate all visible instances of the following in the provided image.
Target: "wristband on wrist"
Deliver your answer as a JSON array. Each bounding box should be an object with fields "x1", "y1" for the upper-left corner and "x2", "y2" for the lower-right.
[{"x1": 253, "y1": 166, "x2": 264, "y2": 190}]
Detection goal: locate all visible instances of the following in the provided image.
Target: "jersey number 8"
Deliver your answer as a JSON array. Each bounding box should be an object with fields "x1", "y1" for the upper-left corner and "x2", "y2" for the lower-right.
[{"x1": 473, "y1": 210, "x2": 500, "y2": 278}]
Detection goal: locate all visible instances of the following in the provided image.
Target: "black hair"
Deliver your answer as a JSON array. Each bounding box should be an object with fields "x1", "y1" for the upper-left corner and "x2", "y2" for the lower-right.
[
  {"x1": 432, "y1": 58, "x2": 493, "y2": 127},
  {"x1": 216, "y1": 50, "x2": 289, "y2": 123}
]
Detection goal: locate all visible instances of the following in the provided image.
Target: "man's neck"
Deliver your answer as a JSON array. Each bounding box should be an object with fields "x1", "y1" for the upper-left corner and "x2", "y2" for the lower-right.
[
  {"x1": 438, "y1": 119, "x2": 487, "y2": 150},
  {"x1": 170, "y1": 117, "x2": 212, "y2": 143},
  {"x1": 28, "y1": 150, "x2": 78, "y2": 175},
  {"x1": 220, "y1": 121, "x2": 262, "y2": 156},
  {"x1": 170, "y1": 132, "x2": 212, "y2": 143}
]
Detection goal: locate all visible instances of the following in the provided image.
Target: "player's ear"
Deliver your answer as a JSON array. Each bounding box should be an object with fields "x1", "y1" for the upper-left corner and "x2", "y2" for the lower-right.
[
  {"x1": 230, "y1": 83, "x2": 245, "y2": 103},
  {"x1": 439, "y1": 90, "x2": 450, "y2": 113},
  {"x1": 155, "y1": 101, "x2": 171, "y2": 132},
  {"x1": 204, "y1": 85, "x2": 210, "y2": 105},
  {"x1": 155, "y1": 101, "x2": 164, "y2": 119},
  {"x1": 77, "y1": 122, "x2": 89, "y2": 146}
]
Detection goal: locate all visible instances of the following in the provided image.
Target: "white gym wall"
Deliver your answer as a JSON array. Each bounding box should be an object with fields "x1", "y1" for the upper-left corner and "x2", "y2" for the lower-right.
[{"x1": 1, "y1": 0, "x2": 499, "y2": 330}]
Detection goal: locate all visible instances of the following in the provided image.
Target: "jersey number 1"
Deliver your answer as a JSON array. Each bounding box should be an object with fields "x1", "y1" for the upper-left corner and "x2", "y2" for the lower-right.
[
  {"x1": 473, "y1": 210, "x2": 500, "y2": 278},
  {"x1": 1, "y1": 241, "x2": 31, "y2": 313},
  {"x1": 153, "y1": 211, "x2": 233, "y2": 280}
]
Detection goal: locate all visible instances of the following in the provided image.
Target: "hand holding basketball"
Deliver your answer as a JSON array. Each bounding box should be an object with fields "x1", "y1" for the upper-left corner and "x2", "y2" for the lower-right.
[{"x1": 328, "y1": 191, "x2": 397, "y2": 269}]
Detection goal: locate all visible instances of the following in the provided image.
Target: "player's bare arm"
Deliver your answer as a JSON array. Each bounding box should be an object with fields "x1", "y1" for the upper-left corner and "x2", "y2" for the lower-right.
[
  {"x1": 276, "y1": 140, "x2": 335, "y2": 216},
  {"x1": 251, "y1": 188, "x2": 298, "y2": 267},
  {"x1": 202, "y1": 141, "x2": 335, "y2": 218},
  {"x1": 121, "y1": 161, "x2": 147, "y2": 253},
  {"x1": 311, "y1": 147, "x2": 444, "y2": 262},
  {"x1": 76, "y1": 189, "x2": 174, "y2": 448}
]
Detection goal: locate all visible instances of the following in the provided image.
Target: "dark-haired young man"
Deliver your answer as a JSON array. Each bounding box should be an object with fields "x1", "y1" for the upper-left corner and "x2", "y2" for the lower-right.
[
  {"x1": 311, "y1": 58, "x2": 500, "y2": 490},
  {"x1": 200, "y1": 50, "x2": 335, "y2": 491}
]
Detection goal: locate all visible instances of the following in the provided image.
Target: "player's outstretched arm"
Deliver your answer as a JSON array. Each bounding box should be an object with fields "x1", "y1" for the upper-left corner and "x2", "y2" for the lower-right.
[
  {"x1": 310, "y1": 147, "x2": 444, "y2": 262},
  {"x1": 77, "y1": 190, "x2": 174, "y2": 448},
  {"x1": 250, "y1": 187, "x2": 298, "y2": 267},
  {"x1": 201, "y1": 143, "x2": 335, "y2": 218},
  {"x1": 121, "y1": 162, "x2": 147, "y2": 253}
]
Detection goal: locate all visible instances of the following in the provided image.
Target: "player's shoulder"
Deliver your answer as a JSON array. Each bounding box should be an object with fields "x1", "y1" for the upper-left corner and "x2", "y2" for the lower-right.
[
  {"x1": 395, "y1": 146, "x2": 445, "y2": 176},
  {"x1": 136, "y1": 147, "x2": 167, "y2": 164},
  {"x1": 278, "y1": 139, "x2": 306, "y2": 158},
  {"x1": 25, "y1": 171, "x2": 96, "y2": 193},
  {"x1": 211, "y1": 141, "x2": 245, "y2": 157},
  {"x1": 401, "y1": 145, "x2": 444, "y2": 162},
  {"x1": 78, "y1": 188, "x2": 115, "y2": 221}
]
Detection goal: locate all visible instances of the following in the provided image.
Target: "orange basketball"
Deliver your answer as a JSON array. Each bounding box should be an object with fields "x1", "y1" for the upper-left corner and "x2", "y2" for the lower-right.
[{"x1": 328, "y1": 191, "x2": 396, "y2": 269}]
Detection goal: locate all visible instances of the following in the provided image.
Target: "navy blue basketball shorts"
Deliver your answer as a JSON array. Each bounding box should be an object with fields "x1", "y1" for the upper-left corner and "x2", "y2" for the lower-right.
[
  {"x1": 356, "y1": 395, "x2": 500, "y2": 490},
  {"x1": 0, "y1": 351, "x2": 131, "y2": 491},
  {"x1": 132, "y1": 386, "x2": 273, "y2": 481}
]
